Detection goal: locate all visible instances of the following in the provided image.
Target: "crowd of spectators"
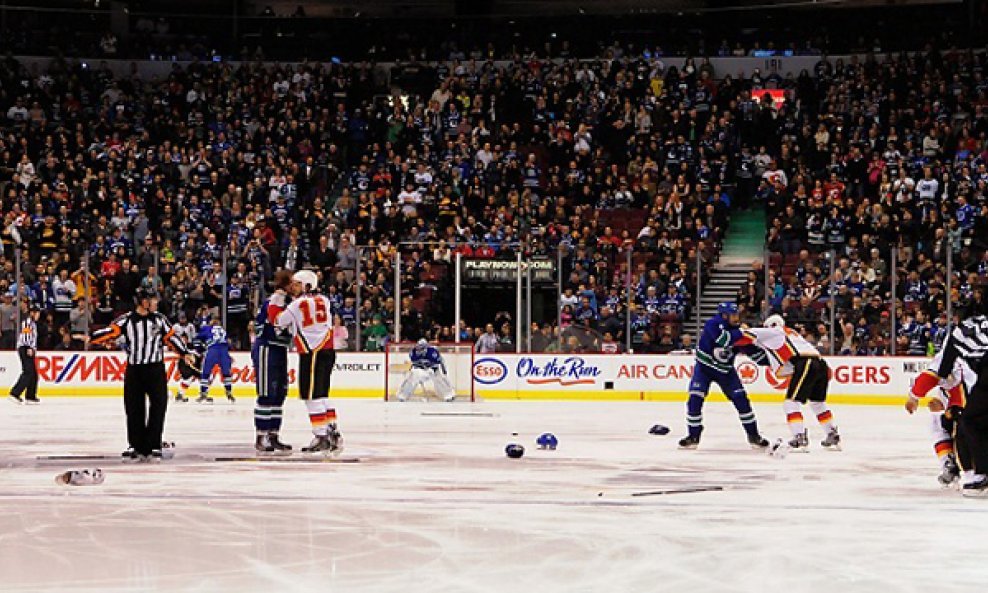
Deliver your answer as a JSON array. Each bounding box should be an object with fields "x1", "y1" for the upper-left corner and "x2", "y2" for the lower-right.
[
  {"x1": 0, "y1": 22, "x2": 986, "y2": 355},
  {"x1": 751, "y1": 49, "x2": 988, "y2": 355}
]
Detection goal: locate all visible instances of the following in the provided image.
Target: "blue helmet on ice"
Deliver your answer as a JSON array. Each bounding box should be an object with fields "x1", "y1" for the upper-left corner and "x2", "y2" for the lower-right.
[
  {"x1": 717, "y1": 301, "x2": 739, "y2": 316},
  {"x1": 536, "y1": 433, "x2": 558, "y2": 450}
]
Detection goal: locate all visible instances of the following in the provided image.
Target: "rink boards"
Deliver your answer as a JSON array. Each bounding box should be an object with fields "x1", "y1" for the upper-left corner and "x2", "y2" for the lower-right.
[{"x1": 3, "y1": 351, "x2": 932, "y2": 404}]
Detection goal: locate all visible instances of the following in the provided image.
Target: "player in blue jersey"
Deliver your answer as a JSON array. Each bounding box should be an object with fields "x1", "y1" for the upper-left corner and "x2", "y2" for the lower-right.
[
  {"x1": 397, "y1": 339, "x2": 456, "y2": 402},
  {"x1": 679, "y1": 302, "x2": 769, "y2": 449},
  {"x1": 197, "y1": 315, "x2": 235, "y2": 403},
  {"x1": 252, "y1": 270, "x2": 294, "y2": 454}
]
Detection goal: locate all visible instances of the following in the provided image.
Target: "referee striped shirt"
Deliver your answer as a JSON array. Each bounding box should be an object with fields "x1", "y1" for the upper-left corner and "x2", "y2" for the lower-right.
[
  {"x1": 92, "y1": 311, "x2": 187, "y2": 365},
  {"x1": 16, "y1": 317, "x2": 36, "y2": 349},
  {"x1": 937, "y1": 316, "x2": 988, "y2": 378}
]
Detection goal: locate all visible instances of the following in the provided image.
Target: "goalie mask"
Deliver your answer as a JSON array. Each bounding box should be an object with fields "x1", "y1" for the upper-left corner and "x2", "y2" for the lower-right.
[{"x1": 413, "y1": 338, "x2": 429, "y2": 354}]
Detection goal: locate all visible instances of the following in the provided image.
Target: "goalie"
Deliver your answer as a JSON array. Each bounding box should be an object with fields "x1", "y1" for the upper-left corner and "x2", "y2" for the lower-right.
[{"x1": 397, "y1": 339, "x2": 456, "y2": 402}]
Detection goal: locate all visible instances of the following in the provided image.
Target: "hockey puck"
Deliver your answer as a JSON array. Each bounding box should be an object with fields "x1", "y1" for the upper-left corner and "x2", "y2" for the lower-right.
[
  {"x1": 505, "y1": 443, "x2": 525, "y2": 459},
  {"x1": 649, "y1": 424, "x2": 670, "y2": 436}
]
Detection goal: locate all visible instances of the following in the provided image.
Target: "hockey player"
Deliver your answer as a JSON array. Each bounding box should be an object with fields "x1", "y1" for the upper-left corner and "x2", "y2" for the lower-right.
[
  {"x1": 930, "y1": 315, "x2": 988, "y2": 496},
  {"x1": 197, "y1": 316, "x2": 235, "y2": 403},
  {"x1": 252, "y1": 270, "x2": 294, "y2": 454},
  {"x1": 397, "y1": 339, "x2": 456, "y2": 402},
  {"x1": 276, "y1": 269, "x2": 343, "y2": 454},
  {"x1": 678, "y1": 302, "x2": 770, "y2": 449},
  {"x1": 738, "y1": 315, "x2": 841, "y2": 452},
  {"x1": 174, "y1": 334, "x2": 203, "y2": 402},
  {"x1": 905, "y1": 345, "x2": 974, "y2": 486}
]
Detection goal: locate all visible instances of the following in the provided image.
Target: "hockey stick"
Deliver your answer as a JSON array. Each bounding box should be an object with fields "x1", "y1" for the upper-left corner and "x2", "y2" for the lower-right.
[
  {"x1": 212, "y1": 456, "x2": 361, "y2": 463},
  {"x1": 37, "y1": 455, "x2": 118, "y2": 461},
  {"x1": 630, "y1": 486, "x2": 724, "y2": 497},
  {"x1": 420, "y1": 412, "x2": 496, "y2": 417}
]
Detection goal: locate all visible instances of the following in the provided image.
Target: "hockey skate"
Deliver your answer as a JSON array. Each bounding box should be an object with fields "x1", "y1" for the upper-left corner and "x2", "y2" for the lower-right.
[
  {"x1": 226, "y1": 394, "x2": 236, "y2": 403},
  {"x1": 788, "y1": 430, "x2": 810, "y2": 453},
  {"x1": 24, "y1": 397, "x2": 40, "y2": 405},
  {"x1": 962, "y1": 475, "x2": 988, "y2": 498},
  {"x1": 301, "y1": 435, "x2": 333, "y2": 453},
  {"x1": 268, "y1": 433, "x2": 292, "y2": 454},
  {"x1": 678, "y1": 435, "x2": 701, "y2": 450},
  {"x1": 747, "y1": 434, "x2": 770, "y2": 449},
  {"x1": 938, "y1": 454, "x2": 960, "y2": 487},
  {"x1": 8, "y1": 394, "x2": 22, "y2": 404},
  {"x1": 326, "y1": 425, "x2": 344, "y2": 455},
  {"x1": 255, "y1": 434, "x2": 276, "y2": 455},
  {"x1": 174, "y1": 393, "x2": 188, "y2": 402},
  {"x1": 821, "y1": 428, "x2": 842, "y2": 451},
  {"x1": 196, "y1": 395, "x2": 214, "y2": 404}
]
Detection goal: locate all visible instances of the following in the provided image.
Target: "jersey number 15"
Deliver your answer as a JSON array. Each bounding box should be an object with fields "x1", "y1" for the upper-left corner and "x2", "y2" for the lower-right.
[{"x1": 299, "y1": 298, "x2": 329, "y2": 327}]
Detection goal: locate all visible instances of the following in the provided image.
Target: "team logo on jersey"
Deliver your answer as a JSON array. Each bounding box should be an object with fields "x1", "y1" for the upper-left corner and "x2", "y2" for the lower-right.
[
  {"x1": 473, "y1": 358, "x2": 507, "y2": 384},
  {"x1": 764, "y1": 367, "x2": 791, "y2": 391}
]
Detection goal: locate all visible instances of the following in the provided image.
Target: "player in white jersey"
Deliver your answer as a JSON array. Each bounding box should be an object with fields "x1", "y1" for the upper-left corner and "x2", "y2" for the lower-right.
[
  {"x1": 275, "y1": 269, "x2": 342, "y2": 454},
  {"x1": 905, "y1": 346, "x2": 974, "y2": 486},
  {"x1": 738, "y1": 315, "x2": 840, "y2": 451},
  {"x1": 397, "y1": 339, "x2": 456, "y2": 402}
]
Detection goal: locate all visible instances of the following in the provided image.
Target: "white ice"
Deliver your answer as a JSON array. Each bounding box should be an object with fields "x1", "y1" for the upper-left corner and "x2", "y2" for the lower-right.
[{"x1": 1, "y1": 397, "x2": 987, "y2": 593}]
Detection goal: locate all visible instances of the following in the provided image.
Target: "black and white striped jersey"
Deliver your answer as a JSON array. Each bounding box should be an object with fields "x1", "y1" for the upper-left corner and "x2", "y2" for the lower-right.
[
  {"x1": 92, "y1": 311, "x2": 187, "y2": 365},
  {"x1": 16, "y1": 317, "x2": 36, "y2": 349},
  {"x1": 937, "y1": 316, "x2": 988, "y2": 379}
]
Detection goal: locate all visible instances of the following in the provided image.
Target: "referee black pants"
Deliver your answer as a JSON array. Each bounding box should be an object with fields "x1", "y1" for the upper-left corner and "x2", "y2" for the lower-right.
[
  {"x1": 124, "y1": 362, "x2": 168, "y2": 455},
  {"x1": 11, "y1": 346, "x2": 38, "y2": 401},
  {"x1": 960, "y1": 375, "x2": 988, "y2": 475},
  {"x1": 298, "y1": 349, "x2": 336, "y2": 400}
]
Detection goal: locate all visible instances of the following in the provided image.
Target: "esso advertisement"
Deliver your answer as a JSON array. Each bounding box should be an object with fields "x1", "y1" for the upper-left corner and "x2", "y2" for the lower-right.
[{"x1": 473, "y1": 358, "x2": 508, "y2": 385}]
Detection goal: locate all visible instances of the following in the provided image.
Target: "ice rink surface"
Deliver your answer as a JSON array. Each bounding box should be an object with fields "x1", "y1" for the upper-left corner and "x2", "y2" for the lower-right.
[{"x1": 1, "y1": 397, "x2": 987, "y2": 593}]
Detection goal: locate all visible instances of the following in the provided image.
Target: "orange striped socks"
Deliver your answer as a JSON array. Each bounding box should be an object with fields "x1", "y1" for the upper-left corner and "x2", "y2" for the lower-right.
[
  {"x1": 810, "y1": 401, "x2": 836, "y2": 431},
  {"x1": 305, "y1": 400, "x2": 334, "y2": 436}
]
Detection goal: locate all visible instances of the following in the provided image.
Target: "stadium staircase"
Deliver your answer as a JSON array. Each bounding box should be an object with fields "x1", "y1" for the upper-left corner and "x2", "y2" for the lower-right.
[{"x1": 682, "y1": 208, "x2": 765, "y2": 336}]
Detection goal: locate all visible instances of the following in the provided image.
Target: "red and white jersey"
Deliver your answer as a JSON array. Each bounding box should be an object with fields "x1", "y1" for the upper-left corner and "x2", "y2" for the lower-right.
[
  {"x1": 910, "y1": 347, "x2": 974, "y2": 408},
  {"x1": 740, "y1": 326, "x2": 820, "y2": 370},
  {"x1": 276, "y1": 292, "x2": 334, "y2": 353}
]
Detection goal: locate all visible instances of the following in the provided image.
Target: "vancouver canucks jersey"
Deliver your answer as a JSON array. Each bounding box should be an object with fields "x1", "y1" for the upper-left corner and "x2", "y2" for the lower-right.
[
  {"x1": 410, "y1": 345, "x2": 446, "y2": 373},
  {"x1": 696, "y1": 314, "x2": 744, "y2": 374},
  {"x1": 255, "y1": 294, "x2": 293, "y2": 349},
  {"x1": 197, "y1": 324, "x2": 230, "y2": 353}
]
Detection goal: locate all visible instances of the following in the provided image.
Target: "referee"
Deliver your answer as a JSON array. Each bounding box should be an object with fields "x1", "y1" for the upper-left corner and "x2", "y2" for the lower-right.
[
  {"x1": 8, "y1": 301, "x2": 40, "y2": 404},
  {"x1": 89, "y1": 288, "x2": 191, "y2": 461}
]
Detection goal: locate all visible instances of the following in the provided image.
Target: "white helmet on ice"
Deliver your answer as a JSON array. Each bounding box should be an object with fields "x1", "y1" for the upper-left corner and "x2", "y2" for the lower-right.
[
  {"x1": 292, "y1": 269, "x2": 319, "y2": 292},
  {"x1": 764, "y1": 314, "x2": 786, "y2": 329},
  {"x1": 414, "y1": 338, "x2": 429, "y2": 352}
]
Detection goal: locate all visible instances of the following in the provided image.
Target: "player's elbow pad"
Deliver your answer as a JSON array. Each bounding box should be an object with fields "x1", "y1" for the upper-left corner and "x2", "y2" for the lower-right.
[{"x1": 911, "y1": 371, "x2": 941, "y2": 399}]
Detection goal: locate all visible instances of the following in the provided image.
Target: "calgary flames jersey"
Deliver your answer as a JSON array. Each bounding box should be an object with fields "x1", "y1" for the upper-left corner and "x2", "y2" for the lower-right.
[{"x1": 276, "y1": 293, "x2": 334, "y2": 353}]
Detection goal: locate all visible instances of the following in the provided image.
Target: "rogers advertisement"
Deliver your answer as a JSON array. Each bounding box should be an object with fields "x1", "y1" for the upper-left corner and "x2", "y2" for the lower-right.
[{"x1": 16, "y1": 351, "x2": 384, "y2": 398}]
